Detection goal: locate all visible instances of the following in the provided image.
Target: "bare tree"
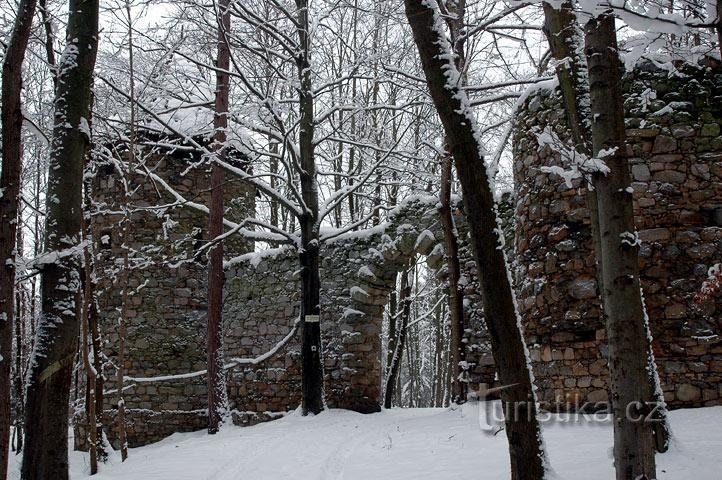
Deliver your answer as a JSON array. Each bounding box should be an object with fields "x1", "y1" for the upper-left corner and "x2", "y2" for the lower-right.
[
  {"x1": 584, "y1": 11, "x2": 657, "y2": 480},
  {"x1": 207, "y1": 0, "x2": 232, "y2": 433},
  {"x1": 1, "y1": 0, "x2": 39, "y2": 477},
  {"x1": 403, "y1": 0, "x2": 547, "y2": 478},
  {"x1": 21, "y1": 0, "x2": 100, "y2": 477},
  {"x1": 383, "y1": 264, "x2": 412, "y2": 408}
]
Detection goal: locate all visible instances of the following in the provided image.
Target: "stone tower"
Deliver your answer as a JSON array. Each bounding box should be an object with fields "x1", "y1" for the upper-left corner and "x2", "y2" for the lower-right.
[{"x1": 513, "y1": 59, "x2": 722, "y2": 408}]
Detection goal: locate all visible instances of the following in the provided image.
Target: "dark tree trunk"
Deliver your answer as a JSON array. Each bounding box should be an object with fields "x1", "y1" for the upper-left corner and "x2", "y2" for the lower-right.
[
  {"x1": 207, "y1": 0, "x2": 231, "y2": 435},
  {"x1": 81, "y1": 251, "x2": 98, "y2": 475},
  {"x1": 385, "y1": 274, "x2": 399, "y2": 375},
  {"x1": 384, "y1": 266, "x2": 411, "y2": 409},
  {"x1": 403, "y1": 1, "x2": 546, "y2": 478},
  {"x1": 584, "y1": 14, "x2": 658, "y2": 480},
  {"x1": 21, "y1": 0, "x2": 99, "y2": 477},
  {"x1": 1, "y1": 0, "x2": 38, "y2": 477},
  {"x1": 296, "y1": 0, "x2": 324, "y2": 415},
  {"x1": 439, "y1": 156, "x2": 466, "y2": 404}
]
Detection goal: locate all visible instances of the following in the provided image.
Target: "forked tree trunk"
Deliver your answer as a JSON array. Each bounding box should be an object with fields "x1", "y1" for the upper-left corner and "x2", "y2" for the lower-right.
[
  {"x1": 439, "y1": 156, "x2": 466, "y2": 403},
  {"x1": 207, "y1": 0, "x2": 231, "y2": 434},
  {"x1": 584, "y1": 14, "x2": 658, "y2": 480},
  {"x1": 403, "y1": 1, "x2": 546, "y2": 478},
  {"x1": 1, "y1": 0, "x2": 38, "y2": 477},
  {"x1": 296, "y1": 0, "x2": 324, "y2": 415},
  {"x1": 384, "y1": 266, "x2": 412, "y2": 409},
  {"x1": 21, "y1": 0, "x2": 99, "y2": 477},
  {"x1": 542, "y1": 1, "x2": 669, "y2": 454}
]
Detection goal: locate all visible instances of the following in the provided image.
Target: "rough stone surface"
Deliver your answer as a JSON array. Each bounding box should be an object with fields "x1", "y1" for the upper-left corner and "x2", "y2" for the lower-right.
[{"x1": 512, "y1": 59, "x2": 722, "y2": 409}]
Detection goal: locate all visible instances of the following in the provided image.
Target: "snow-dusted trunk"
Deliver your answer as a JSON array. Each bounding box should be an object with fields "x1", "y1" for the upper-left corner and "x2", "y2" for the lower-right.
[
  {"x1": 584, "y1": 14, "x2": 657, "y2": 480},
  {"x1": 403, "y1": 1, "x2": 546, "y2": 478},
  {"x1": 385, "y1": 274, "x2": 399, "y2": 375},
  {"x1": 543, "y1": 2, "x2": 669, "y2": 454},
  {"x1": 1, "y1": 0, "x2": 38, "y2": 477},
  {"x1": 81, "y1": 245, "x2": 98, "y2": 475},
  {"x1": 717, "y1": 1, "x2": 722, "y2": 60},
  {"x1": 207, "y1": 0, "x2": 231, "y2": 435},
  {"x1": 21, "y1": 0, "x2": 99, "y2": 477},
  {"x1": 296, "y1": 0, "x2": 324, "y2": 415},
  {"x1": 383, "y1": 266, "x2": 411, "y2": 409},
  {"x1": 439, "y1": 156, "x2": 466, "y2": 404}
]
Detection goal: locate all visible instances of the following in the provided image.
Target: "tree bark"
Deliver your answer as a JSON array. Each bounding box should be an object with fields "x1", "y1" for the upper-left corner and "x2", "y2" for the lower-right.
[
  {"x1": 296, "y1": 0, "x2": 324, "y2": 415},
  {"x1": 21, "y1": 0, "x2": 99, "y2": 477},
  {"x1": 207, "y1": 0, "x2": 231, "y2": 435},
  {"x1": 1, "y1": 0, "x2": 39, "y2": 477},
  {"x1": 439, "y1": 156, "x2": 466, "y2": 404},
  {"x1": 584, "y1": 14, "x2": 658, "y2": 480},
  {"x1": 542, "y1": 1, "x2": 669, "y2": 455},
  {"x1": 403, "y1": 1, "x2": 546, "y2": 478},
  {"x1": 384, "y1": 266, "x2": 411, "y2": 409}
]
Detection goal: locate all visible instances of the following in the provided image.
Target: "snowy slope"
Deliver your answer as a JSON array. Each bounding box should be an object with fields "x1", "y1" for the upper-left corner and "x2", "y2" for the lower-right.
[{"x1": 9, "y1": 404, "x2": 722, "y2": 479}]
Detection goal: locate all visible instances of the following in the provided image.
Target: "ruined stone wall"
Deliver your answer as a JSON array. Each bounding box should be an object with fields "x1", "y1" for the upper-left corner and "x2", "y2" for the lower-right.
[
  {"x1": 86, "y1": 144, "x2": 255, "y2": 447},
  {"x1": 222, "y1": 196, "x2": 491, "y2": 415},
  {"x1": 513, "y1": 59, "x2": 722, "y2": 408},
  {"x1": 83, "y1": 171, "x2": 491, "y2": 447}
]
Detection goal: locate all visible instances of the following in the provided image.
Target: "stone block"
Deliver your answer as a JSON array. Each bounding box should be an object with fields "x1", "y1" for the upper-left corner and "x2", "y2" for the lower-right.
[{"x1": 676, "y1": 384, "x2": 701, "y2": 402}]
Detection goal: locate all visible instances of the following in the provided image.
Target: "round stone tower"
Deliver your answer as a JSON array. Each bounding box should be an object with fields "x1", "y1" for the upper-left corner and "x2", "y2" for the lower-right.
[{"x1": 513, "y1": 59, "x2": 722, "y2": 409}]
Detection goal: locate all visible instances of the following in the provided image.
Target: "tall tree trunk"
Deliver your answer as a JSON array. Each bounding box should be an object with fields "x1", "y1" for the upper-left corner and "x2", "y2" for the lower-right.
[
  {"x1": 1, "y1": 0, "x2": 39, "y2": 477},
  {"x1": 439, "y1": 155, "x2": 466, "y2": 404},
  {"x1": 296, "y1": 0, "x2": 324, "y2": 415},
  {"x1": 81, "y1": 248, "x2": 98, "y2": 475},
  {"x1": 207, "y1": 0, "x2": 231, "y2": 435},
  {"x1": 384, "y1": 266, "x2": 412, "y2": 409},
  {"x1": 385, "y1": 275, "x2": 399, "y2": 375},
  {"x1": 403, "y1": 1, "x2": 547, "y2": 478},
  {"x1": 584, "y1": 14, "x2": 658, "y2": 480},
  {"x1": 542, "y1": 2, "x2": 669, "y2": 454},
  {"x1": 21, "y1": 0, "x2": 99, "y2": 477}
]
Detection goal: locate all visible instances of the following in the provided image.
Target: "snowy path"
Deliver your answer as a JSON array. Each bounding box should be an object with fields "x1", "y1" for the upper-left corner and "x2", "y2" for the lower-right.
[{"x1": 9, "y1": 404, "x2": 722, "y2": 479}]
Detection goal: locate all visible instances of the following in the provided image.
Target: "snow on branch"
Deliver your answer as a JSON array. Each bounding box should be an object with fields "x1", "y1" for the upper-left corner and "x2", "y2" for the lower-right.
[
  {"x1": 125, "y1": 317, "x2": 301, "y2": 384},
  {"x1": 535, "y1": 126, "x2": 609, "y2": 187}
]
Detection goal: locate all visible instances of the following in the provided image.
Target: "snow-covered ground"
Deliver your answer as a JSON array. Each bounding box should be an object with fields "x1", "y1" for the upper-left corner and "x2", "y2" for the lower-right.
[{"x1": 9, "y1": 404, "x2": 722, "y2": 479}]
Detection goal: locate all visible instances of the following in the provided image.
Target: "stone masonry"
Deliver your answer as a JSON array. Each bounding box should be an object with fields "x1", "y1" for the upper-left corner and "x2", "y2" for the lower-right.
[{"x1": 513, "y1": 59, "x2": 722, "y2": 408}]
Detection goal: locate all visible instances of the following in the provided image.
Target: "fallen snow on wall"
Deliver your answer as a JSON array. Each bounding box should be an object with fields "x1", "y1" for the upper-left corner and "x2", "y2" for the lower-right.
[{"x1": 10, "y1": 405, "x2": 722, "y2": 480}]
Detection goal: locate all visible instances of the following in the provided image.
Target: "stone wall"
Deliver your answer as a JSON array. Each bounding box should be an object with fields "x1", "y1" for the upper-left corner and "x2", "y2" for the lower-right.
[
  {"x1": 86, "y1": 142, "x2": 255, "y2": 447},
  {"x1": 84, "y1": 163, "x2": 492, "y2": 447},
  {"x1": 513, "y1": 59, "x2": 722, "y2": 408},
  {"x1": 222, "y1": 196, "x2": 491, "y2": 415}
]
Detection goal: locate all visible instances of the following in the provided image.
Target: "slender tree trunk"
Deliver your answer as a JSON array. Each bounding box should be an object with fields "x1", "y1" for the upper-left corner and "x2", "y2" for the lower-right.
[
  {"x1": 439, "y1": 155, "x2": 466, "y2": 404},
  {"x1": 82, "y1": 177, "x2": 106, "y2": 465},
  {"x1": 81, "y1": 249, "x2": 98, "y2": 475},
  {"x1": 1, "y1": 0, "x2": 39, "y2": 477},
  {"x1": 403, "y1": 1, "x2": 546, "y2": 478},
  {"x1": 585, "y1": 14, "x2": 658, "y2": 480},
  {"x1": 207, "y1": 0, "x2": 231, "y2": 435},
  {"x1": 296, "y1": 0, "x2": 324, "y2": 415},
  {"x1": 12, "y1": 227, "x2": 25, "y2": 455},
  {"x1": 716, "y1": 1, "x2": 722, "y2": 60},
  {"x1": 384, "y1": 266, "x2": 412, "y2": 409},
  {"x1": 21, "y1": 0, "x2": 99, "y2": 477},
  {"x1": 385, "y1": 275, "x2": 399, "y2": 375}
]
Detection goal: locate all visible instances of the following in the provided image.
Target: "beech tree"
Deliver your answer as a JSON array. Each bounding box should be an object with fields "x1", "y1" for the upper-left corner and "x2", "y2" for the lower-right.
[
  {"x1": 584, "y1": 11, "x2": 658, "y2": 480},
  {"x1": 403, "y1": 1, "x2": 547, "y2": 478},
  {"x1": 541, "y1": 3, "x2": 674, "y2": 475},
  {"x1": 1, "y1": 0, "x2": 38, "y2": 478},
  {"x1": 21, "y1": 0, "x2": 100, "y2": 477}
]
